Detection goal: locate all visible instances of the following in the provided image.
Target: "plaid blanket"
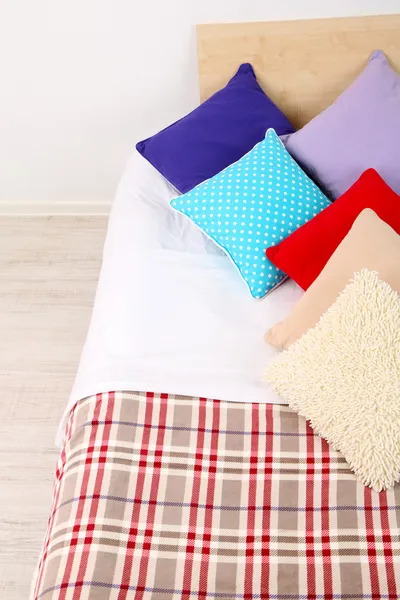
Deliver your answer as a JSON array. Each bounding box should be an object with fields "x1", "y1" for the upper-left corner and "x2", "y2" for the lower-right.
[{"x1": 32, "y1": 391, "x2": 400, "y2": 600}]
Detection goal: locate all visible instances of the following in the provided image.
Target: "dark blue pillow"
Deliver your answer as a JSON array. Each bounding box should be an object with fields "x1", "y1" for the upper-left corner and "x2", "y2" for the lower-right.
[{"x1": 136, "y1": 64, "x2": 295, "y2": 193}]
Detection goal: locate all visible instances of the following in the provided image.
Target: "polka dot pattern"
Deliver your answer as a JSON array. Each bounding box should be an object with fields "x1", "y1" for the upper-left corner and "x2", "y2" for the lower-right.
[{"x1": 170, "y1": 128, "x2": 330, "y2": 299}]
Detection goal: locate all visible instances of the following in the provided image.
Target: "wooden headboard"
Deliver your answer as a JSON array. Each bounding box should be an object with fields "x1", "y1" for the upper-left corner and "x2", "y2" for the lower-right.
[{"x1": 197, "y1": 14, "x2": 400, "y2": 129}]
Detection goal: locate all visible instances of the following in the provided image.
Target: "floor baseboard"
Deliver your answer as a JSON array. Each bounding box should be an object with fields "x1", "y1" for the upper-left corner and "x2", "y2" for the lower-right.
[{"x1": 0, "y1": 201, "x2": 111, "y2": 216}]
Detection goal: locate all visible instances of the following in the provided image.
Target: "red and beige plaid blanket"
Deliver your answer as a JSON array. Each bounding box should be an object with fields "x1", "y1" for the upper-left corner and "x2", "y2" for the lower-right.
[{"x1": 32, "y1": 391, "x2": 400, "y2": 599}]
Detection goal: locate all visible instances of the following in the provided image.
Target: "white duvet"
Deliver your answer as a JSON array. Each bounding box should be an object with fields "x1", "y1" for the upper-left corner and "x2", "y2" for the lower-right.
[{"x1": 57, "y1": 151, "x2": 304, "y2": 444}]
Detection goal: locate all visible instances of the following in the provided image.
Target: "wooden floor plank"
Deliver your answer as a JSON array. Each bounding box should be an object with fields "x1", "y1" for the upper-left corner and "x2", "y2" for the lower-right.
[{"x1": 0, "y1": 216, "x2": 107, "y2": 599}]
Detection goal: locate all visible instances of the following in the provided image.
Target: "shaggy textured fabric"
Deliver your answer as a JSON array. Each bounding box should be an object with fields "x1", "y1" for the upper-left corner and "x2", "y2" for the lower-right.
[{"x1": 265, "y1": 269, "x2": 400, "y2": 492}]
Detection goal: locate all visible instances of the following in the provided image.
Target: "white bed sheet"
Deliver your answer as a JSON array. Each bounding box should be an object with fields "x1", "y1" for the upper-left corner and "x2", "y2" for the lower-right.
[{"x1": 57, "y1": 151, "x2": 304, "y2": 445}]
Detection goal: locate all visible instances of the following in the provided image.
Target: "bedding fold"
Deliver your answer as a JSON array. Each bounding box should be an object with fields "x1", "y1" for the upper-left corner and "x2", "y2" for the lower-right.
[{"x1": 58, "y1": 151, "x2": 304, "y2": 446}]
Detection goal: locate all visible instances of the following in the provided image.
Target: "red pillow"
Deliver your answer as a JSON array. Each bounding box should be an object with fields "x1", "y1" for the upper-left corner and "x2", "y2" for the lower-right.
[{"x1": 266, "y1": 169, "x2": 400, "y2": 290}]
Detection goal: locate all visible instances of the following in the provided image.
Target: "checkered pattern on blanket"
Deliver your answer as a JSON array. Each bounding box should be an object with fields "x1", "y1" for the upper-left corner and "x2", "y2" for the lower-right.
[{"x1": 32, "y1": 391, "x2": 400, "y2": 599}]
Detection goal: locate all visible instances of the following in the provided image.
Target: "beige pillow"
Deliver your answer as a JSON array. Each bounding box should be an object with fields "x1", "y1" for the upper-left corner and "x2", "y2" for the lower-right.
[
  {"x1": 266, "y1": 209, "x2": 400, "y2": 349},
  {"x1": 265, "y1": 269, "x2": 400, "y2": 491}
]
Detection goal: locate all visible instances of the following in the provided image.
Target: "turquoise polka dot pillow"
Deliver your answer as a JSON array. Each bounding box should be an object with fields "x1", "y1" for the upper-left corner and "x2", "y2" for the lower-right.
[{"x1": 170, "y1": 129, "x2": 330, "y2": 299}]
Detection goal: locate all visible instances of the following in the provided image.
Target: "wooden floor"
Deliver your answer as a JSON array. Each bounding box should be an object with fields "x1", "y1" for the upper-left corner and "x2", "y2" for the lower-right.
[{"x1": 0, "y1": 217, "x2": 107, "y2": 600}]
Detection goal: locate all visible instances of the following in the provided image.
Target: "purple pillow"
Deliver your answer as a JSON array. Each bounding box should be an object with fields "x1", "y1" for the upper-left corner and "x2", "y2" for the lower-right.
[
  {"x1": 286, "y1": 50, "x2": 400, "y2": 199},
  {"x1": 136, "y1": 63, "x2": 295, "y2": 193}
]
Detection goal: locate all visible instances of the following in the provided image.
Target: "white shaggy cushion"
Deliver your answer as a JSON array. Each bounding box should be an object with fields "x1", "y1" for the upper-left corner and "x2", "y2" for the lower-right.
[{"x1": 265, "y1": 269, "x2": 400, "y2": 492}]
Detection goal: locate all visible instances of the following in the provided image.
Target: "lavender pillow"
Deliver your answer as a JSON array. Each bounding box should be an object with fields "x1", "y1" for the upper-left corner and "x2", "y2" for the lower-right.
[
  {"x1": 286, "y1": 51, "x2": 400, "y2": 199},
  {"x1": 136, "y1": 64, "x2": 295, "y2": 194}
]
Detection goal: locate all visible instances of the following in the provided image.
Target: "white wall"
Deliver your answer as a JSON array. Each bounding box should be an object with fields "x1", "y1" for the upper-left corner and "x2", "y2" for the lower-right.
[{"x1": 1, "y1": 0, "x2": 400, "y2": 213}]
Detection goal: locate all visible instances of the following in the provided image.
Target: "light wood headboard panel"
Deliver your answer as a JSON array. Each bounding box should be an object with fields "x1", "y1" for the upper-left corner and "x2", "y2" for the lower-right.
[{"x1": 197, "y1": 14, "x2": 400, "y2": 128}]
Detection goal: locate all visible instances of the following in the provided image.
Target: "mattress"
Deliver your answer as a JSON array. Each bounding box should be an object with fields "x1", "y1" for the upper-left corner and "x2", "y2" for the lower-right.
[
  {"x1": 58, "y1": 151, "x2": 304, "y2": 444},
  {"x1": 32, "y1": 391, "x2": 400, "y2": 599}
]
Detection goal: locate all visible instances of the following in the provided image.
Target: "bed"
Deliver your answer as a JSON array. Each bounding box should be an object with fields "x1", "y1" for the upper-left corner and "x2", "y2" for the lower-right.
[{"x1": 32, "y1": 14, "x2": 400, "y2": 600}]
